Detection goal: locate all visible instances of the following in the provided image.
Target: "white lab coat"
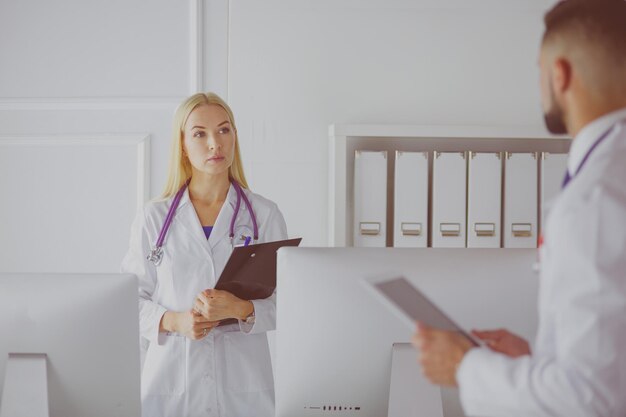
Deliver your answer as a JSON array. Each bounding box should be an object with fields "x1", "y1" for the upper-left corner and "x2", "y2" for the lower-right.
[
  {"x1": 457, "y1": 109, "x2": 626, "y2": 417},
  {"x1": 121, "y1": 183, "x2": 288, "y2": 417}
]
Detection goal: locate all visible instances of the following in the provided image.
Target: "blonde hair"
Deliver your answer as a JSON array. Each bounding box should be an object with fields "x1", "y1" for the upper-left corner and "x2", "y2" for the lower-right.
[{"x1": 161, "y1": 92, "x2": 249, "y2": 198}]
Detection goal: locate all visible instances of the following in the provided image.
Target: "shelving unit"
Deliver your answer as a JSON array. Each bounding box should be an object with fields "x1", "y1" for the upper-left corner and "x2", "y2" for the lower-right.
[{"x1": 328, "y1": 124, "x2": 571, "y2": 247}]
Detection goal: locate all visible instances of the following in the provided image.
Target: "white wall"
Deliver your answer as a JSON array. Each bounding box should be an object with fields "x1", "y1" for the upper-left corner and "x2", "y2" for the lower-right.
[
  {"x1": 228, "y1": 0, "x2": 557, "y2": 246},
  {"x1": 0, "y1": 0, "x2": 226, "y2": 272},
  {"x1": 0, "y1": 0, "x2": 557, "y2": 272}
]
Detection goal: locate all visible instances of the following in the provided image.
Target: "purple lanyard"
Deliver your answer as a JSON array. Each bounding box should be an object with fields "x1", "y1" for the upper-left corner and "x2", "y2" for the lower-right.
[
  {"x1": 146, "y1": 179, "x2": 259, "y2": 265},
  {"x1": 561, "y1": 125, "x2": 615, "y2": 190}
]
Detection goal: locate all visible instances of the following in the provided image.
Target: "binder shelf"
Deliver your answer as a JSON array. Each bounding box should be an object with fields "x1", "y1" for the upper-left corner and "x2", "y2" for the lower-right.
[{"x1": 329, "y1": 124, "x2": 570, "y2": 248}]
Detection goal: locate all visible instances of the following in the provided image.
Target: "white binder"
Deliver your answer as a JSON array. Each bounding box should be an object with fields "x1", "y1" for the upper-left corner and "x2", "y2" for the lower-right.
[
  {"x1": 504, "y1": 152, "x2": 538, "y2": 248},
  {"x1": 432, "y1": 152, "x2": 467, "y2": 248},
  {"x1": 354, "y1": 150, "x2": 387, "y2": 247},
  {"x1": 467, "y1": 152, "x2": 502, "y2": 248},
  {"x1": 541, "y1": 152, "x2": 568, "y2": 234},
  {"x1": 394, "y1": 151, "x2": 429, "y2": 248}
]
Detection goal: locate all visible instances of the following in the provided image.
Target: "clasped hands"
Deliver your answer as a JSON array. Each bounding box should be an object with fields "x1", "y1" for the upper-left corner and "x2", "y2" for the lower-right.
[
  {"x1": 161, "y1": 289, "x2": 253, "y2": 340},
  {"x1": 193, "y1": 289, "x2": 253, "y2": 323}
]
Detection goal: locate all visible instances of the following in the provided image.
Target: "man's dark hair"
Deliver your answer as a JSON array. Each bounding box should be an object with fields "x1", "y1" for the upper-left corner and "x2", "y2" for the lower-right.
[
  {"x1": 543, "y1": 0, "x2": 626, "y2": 95},
  {"x1": 544, "y1": 0, "x2": 626, "y2": 59}
]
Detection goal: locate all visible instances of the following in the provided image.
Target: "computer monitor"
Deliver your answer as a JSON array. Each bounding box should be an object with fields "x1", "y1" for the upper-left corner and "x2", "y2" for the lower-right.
[
  {"x1": 275, "y1": 248, "x2": 539, "y2": 417},
  {"x1": 0, "y1": 273, "x2": 141, "y2": 417}
]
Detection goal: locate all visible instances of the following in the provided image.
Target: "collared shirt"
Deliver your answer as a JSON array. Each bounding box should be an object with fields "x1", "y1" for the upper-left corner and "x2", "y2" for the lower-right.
[
  {"x1": 457, "y1": 107, "x2": 626, "y2": 417},
  {"x1": 567, "y1": 107, "x2": 626, "y2": 178}
]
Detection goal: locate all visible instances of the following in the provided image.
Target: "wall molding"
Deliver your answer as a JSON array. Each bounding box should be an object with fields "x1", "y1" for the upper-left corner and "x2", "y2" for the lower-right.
[
  {"x1": 226, "y1": 0, "x2": 231, "y2": 101},
  {"x1": 0, "y1": 133, "x2": 151, "y2": 208},
  {"x1": 0, "y1": 0, "x2": 202, "y2": 110},
  {"x1": 189, "y1": 0, "x2": 230, "y2": 98},
  {"x1": 190, "y1": 0, "x2": 205, "y2": 94},
  {"x1": 0, "y1": 97, "x2": 183, "y2": 111},
  {"x1": 203, "y1": 0, "x2": 230, "y2": 99}
]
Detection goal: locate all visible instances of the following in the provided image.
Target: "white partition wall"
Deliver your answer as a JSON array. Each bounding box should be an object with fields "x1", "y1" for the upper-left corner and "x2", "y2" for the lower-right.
[
  {"x1": 394, "y1": 151, "x2": 429, "y2": 248},
  {"x1": 467, "y1": 152, "x2": 502, "y2": 248}
]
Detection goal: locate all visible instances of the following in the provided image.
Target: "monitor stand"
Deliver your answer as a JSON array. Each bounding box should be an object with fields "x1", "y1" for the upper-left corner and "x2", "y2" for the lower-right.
[
  {"x1": 0, "y1": 353, "x2": 49, "y2": 417},
  {"x1": 387, "y1": 343, "x2": 444, "y2": 417}
]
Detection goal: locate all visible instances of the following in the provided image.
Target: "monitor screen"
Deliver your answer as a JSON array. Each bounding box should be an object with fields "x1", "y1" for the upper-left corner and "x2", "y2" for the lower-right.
[
  {"x1": 275, "y1": 248, "x2": 538, "y2": 417},
  {"x1": 0, "y1": 273, "x2": 141, "y2": 417}
]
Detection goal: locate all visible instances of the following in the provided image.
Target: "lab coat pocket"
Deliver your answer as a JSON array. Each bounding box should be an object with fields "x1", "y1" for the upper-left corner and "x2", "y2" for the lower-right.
[
  {"x1": 141, "y1": 335, "x2": 186, "y2": 396},
  {"x1": 234, "y1": 225, "x2": 254, "y2": 243},
  {"x1": 224, "y1": 332, "x2": 274, "y2": 393}
]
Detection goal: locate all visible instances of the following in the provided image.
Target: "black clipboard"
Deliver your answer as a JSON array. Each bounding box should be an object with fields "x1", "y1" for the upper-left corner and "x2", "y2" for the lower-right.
[{"x1": 215, "y1": 237, "x2": 302, "y2": 326}]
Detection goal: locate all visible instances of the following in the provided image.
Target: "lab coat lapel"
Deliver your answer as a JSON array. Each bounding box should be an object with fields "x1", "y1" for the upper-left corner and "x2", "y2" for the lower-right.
[
  {"x1": 208, "y1": 184, "x2": 238, "y2": 249},
  {"x1": 175, "y1": 188, "x2": 213, "y2": 257}
]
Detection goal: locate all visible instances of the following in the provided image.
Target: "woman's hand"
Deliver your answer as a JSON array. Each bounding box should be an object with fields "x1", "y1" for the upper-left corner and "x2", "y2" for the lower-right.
[
  {"x1": 472, "y1": 329, "x2": 531, "y2": 358},
  {"x1": 194, "y1": 289, "x2": 254, "y2": 322},
  {"x1": 160, "y1": 310, "x2": 220, "y2": 340}
]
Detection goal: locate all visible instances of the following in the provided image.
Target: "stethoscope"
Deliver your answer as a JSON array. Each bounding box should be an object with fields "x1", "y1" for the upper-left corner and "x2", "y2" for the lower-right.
[{"x1": 146, "y1": 179, "x2": 259, "y2": 266}]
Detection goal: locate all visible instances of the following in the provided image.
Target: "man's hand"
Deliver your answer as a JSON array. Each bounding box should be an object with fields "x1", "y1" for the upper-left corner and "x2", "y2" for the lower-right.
[
  {"x1": 412, "y1": 322, "x2": 474, "y2": 387},
  {"x1": 472, "y1": 329, "x2": 531, "y2": 358}
]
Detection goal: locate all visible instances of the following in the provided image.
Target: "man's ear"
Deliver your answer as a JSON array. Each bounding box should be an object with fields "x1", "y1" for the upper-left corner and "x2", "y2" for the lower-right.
[{"x1": 552, "y1": 58, "x2": 572, "y2": 96}]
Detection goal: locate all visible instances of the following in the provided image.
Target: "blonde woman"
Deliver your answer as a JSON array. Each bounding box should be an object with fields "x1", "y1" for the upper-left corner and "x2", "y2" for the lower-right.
[{"x1": 122, "y1": 92, "x2": 287, "y2": 417}]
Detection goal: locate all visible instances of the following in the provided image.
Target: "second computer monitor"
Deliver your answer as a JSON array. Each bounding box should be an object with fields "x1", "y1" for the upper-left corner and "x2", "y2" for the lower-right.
[
  {"x1": 275, "y1": 248, "x2": 538, "y2": 417},
  {"x1": 0, "y1": 273, "x2": 141, "y2": 417}
]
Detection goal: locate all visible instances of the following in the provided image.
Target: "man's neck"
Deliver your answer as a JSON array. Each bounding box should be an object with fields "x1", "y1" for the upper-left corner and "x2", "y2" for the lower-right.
[{"x1": 568, "y1": 97, "x2": 626, "y2": 138}]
